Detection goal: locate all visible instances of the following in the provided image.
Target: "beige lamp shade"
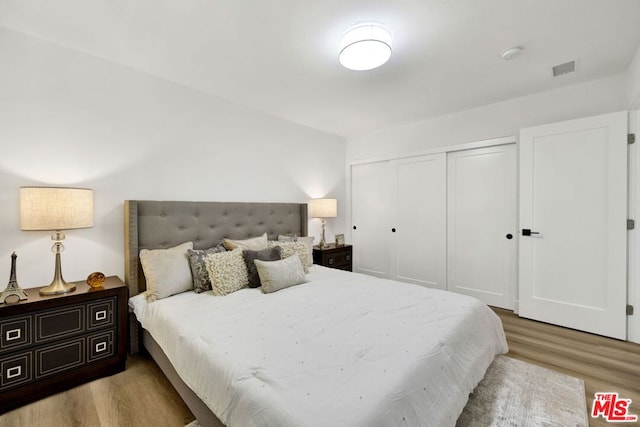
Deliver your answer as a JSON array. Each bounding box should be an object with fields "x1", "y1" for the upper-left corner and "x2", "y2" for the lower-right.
[
  {"x1": 310, "y1": 198, "x2": 337, "y2": 218},
  {"x1": 20, "y1": 187, "x2": 94, "y2": 231}
]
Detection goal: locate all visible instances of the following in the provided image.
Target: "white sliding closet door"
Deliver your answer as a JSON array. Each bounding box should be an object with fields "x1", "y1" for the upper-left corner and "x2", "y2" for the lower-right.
[
  {"x1": 392, "y1": 154, "x2": 447, "y2": 289},
  {"x1": 447, "y1": 144, "x2": 517, "y2": 309},
  {"x1": 519, "y1": 111, "x2": 628, "y2": 339},
  {"x1": 351, "y1": 161, "x2": 392, "y2": 278}
]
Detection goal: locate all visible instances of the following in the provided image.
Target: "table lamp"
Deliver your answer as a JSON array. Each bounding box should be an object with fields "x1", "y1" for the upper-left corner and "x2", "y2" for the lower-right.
[
  {"x1": 310, "y1": 198, "x2": 337, "y2": 249},
  {"x1": 20, "y1": 187, "x2": 94, "y2": 295}
]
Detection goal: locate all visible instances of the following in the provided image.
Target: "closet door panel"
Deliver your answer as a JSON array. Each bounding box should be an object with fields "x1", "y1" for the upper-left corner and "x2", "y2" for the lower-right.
[
  {"x1": 351, "y1": 161, "x2": 392, "y2": 278},
  {"x1": 392, "y1": 154, "x2": 447, "y2": 289},
  {"x1": 447, "y1": 144, "x2": 517, "y2": 309}
]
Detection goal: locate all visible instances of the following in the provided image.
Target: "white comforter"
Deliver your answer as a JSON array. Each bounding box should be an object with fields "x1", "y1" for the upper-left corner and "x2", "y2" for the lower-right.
[{"x1": 130, "y1": 266, "x2": 508, "y2": 427}]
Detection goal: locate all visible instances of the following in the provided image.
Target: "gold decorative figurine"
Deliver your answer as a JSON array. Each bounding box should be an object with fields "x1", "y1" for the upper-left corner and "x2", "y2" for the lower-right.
[
  {"x1": 1, "y1": 252, "x2": 28, "y2": 304},
  {"x1": 87, "y1": 272, "x2": 106, "y2": 289}
]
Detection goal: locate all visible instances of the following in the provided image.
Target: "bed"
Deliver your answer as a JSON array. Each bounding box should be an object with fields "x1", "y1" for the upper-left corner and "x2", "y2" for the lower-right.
[{"x1": 124, "y1": 200, "x2": 508, "y2": 427}]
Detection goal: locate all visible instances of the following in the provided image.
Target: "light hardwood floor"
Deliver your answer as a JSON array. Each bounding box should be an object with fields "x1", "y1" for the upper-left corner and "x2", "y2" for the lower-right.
[
  {"x1": 495, "y1": 308, "x2": 640, "y2": 427},
  {"x1": 2, "y1": 309, "x2": 639, "y2": 427},
  {"x1": 0, "y1": 354, "x2": 195, "y2": 427}
]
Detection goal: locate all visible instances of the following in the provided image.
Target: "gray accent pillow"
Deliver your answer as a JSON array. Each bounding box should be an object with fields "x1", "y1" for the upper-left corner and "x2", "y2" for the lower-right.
[
  {"x1": 243, "y1": 246, "x2": 283, "y2": 288},
  {"x1": 188, "y1": 244, "x2": 226, "y2": 293},
  {"x1": 256, "y1": 254, "x2": 306, "y2": 294}
]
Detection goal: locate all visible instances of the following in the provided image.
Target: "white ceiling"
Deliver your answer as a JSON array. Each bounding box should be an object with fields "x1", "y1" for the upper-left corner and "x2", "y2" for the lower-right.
[{"x1": 1, "y1": 0, "x2": 640, "y2": 138}]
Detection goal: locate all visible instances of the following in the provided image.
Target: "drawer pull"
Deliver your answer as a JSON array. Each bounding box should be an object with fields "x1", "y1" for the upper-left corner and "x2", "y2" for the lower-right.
[
  {"x1": 95, "y1": 310, "x2": 107, "y2": 321},
  {"x1": 6, "y1": 366, "x2": 21, "y2": 379},
  {"x1": 328, "y1": 258, "x2": 334, "y2": 265},
  {"x1": 95, "y1": 342, "x2": 107, "y2": 353},
  {"x1": 6, "y1": 328, "x2": 21, "y2": 341}
]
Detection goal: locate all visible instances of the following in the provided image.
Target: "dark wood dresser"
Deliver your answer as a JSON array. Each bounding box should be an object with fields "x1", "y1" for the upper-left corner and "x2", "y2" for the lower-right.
[
  {"x1": 0, "y1": 276, "x2": 127, "y2": 413},
  {"x1": 313, "y1": 244, "x2": 353, "y2": 271}
]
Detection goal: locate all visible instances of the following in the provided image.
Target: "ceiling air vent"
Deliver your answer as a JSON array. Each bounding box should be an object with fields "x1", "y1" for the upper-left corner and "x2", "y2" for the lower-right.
[{"x1": 552, "y1": 60, "x2": 576, "y2": 77}]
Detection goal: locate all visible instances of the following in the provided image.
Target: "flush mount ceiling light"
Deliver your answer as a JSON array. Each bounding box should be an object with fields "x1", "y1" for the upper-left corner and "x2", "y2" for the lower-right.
[
  {"x1": 501, "y1": 46, "x2": 523, "y2": 61},
  {"x1": 339, "y1": 22, "x2": 392, "y2": 71}
]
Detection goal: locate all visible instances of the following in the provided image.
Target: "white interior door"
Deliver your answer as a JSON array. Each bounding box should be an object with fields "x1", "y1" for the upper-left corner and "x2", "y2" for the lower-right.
[
  {"x1": 351, "y1": 161, "x2": 391, "y2": 278},
  {"x1": 447, "y1": 144, "x2": 517, "y2": 308},
  {"x1": 392, "y1": 154, "x2": 447, "y2": 289},
  {"x1": 519, "y1": 111, "x2": 628, "y2": 339}
]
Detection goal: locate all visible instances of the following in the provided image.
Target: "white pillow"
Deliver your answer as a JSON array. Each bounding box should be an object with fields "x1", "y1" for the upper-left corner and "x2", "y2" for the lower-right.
[
  {"x1": 223, "y1": 232, "x2": 268, "y2": 251},
  {"x1": 205, "y1": 248, "x2": 249, "y2": 296},
  {"x1": 140, "y1": 241, "x2": 194, "y2": 302},
  {"x1": 278, "y1": 235, "x2": 315, "y2": 265},
  {"x1": 256, "y1": 255, "x2": 306, "y2": 294}
]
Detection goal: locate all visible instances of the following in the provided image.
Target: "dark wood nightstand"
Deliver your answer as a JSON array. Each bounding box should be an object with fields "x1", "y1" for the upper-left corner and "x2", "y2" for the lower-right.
[
  {"x1": 313, "y1": 244, "x2": 353, "y2": 271},
  {"x1": 0, "y1": 276, "x2": 128, "y2": 414}
]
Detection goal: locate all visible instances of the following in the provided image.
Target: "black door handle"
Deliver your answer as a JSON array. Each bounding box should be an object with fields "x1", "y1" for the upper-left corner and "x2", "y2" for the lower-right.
[
  {"x1": 506, "y1": 233, "x2": 513, "y2": 240},
  {"x1": 522, "y1": 229, "x2": 540, "y2": 236},
  {"x1": 353, "y1": 226, "x2": 357, "y2": 230},
  {"x1": 391, "y1": 228, "x2": 396, "y2": 233}
]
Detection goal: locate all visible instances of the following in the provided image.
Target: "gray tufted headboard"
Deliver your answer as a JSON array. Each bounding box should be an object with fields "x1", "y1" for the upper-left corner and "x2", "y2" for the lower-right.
[
  {"x1": 124, "y1": 200, "x2": 308, "y2": 298},
  {"x1": 124, "y1": 200, "x2": 308, "y2": 353}
]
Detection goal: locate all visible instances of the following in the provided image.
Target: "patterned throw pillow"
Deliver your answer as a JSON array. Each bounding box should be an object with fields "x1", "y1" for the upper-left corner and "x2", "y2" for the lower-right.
[
  {"x1": 268, "y1": 240, "x2": 310, "y2": 273},
  {"x1": 277, "y1": 235, "x2": 315, "y2": 265},
  {"x1": 243, "y1": 246, "x2": 283, "y2": 288},
  {"x1": 187, "y1": 244, "x2": 226, "y2": 293},
  {"x1": 140, "y1": 241, "x2": 193, "y2": 302},
  {"x1": 205, "y1": 249, "x2": 249, "y2": 296},
  {"x1": 256, "y1": 255, "x2": 306, "y2": 294}
]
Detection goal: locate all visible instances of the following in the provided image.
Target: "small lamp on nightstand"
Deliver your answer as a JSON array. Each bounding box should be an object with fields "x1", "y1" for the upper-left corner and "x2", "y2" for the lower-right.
[
  {"x1": 20, "y1": 187, "x2": 94, "y2": 295},
  {"x1": 310, "y1": 198, "x2": 337, "y2": 249}
]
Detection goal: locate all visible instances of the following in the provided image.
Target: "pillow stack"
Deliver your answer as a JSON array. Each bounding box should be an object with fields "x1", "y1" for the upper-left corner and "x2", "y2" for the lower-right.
[{"x1": 139, "y1": 233, "x2": 311, "y2": 301}]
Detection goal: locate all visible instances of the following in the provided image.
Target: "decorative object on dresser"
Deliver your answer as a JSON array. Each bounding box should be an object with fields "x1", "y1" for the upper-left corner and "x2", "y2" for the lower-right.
[
  {"x1": 313, "y1": 244, "x2": 352, "y2": 271},
  {"x1": 309, "y1": 198, "x2": 337, "y2": 249},
  {"x1": 0, "y1": 276, "x2": 127, "y2": 414},
  {"x1": 86, "y1": 272, "x2": 106, "y2": 289},
  {"x1": 19, "y1": 187, "x2": 94, "y2": 295},
  {"x1": 1, "y1": 252, "x2": 28, "y2": 304},
  {"x1": 334, "y1": 233, "x2": 345, "y2": 246}
]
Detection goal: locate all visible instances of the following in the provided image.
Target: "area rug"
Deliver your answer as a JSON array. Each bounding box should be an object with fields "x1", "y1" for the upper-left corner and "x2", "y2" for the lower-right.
[
  {"x1": 186, "y1": 355, "x2": 587, "y2": 427},
  {"x1": 456, "y1": 355, "x2": 587, "y2": 427}
]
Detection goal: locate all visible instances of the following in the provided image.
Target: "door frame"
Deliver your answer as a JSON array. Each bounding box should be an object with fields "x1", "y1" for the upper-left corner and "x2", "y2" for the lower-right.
[
  {"x1": 518, "y1": 111, "x2": 628, "y2": 340},
  {"x1": 629, "y1": 111, "x2": 640, "y2": 344}
]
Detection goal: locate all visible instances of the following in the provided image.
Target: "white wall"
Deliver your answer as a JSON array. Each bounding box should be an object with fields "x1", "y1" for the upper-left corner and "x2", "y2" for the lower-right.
[
  {"x1": 347, "y1": 74, "x2": 627, "y2": 162},
  {"x1": 629, "y1": 112, "x2": 640, "y2": 343},
  {"x1": 627, "y1": 44, "x2": 640, "y2": 109},
  {"x1": 0, "y1": 27, "x2": 346, "y2": 288},
  {"x1": 346, "y1": 75, "x2": 628, "y2": 246}
]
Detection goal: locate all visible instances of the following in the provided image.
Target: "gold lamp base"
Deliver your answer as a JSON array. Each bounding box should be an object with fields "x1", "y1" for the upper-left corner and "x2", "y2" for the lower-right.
[
  {"x1": 318, "y1": 219, "x2": 328, "y2": 248},
  {"x1": 39, "y1": 279, "x2": 76, "y2": 295},
  {"x1": 39, "y1": 232, "x2": 76, "y2": 296}
]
